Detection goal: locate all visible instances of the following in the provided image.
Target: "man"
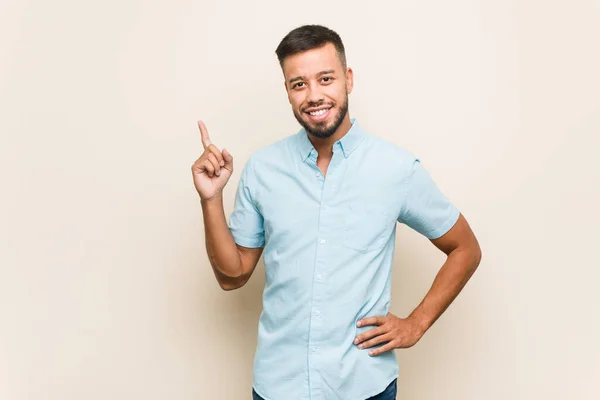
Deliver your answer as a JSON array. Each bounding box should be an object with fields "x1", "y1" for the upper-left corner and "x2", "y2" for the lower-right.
[{"x1": 191, "y1": 25, "x2": 481, "y2": 400}]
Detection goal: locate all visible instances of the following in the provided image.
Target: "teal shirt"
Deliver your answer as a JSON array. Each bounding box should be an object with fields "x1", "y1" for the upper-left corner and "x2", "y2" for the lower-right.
[{"x1": 228, "y1": 119, "x2": 460, "y2": 400}]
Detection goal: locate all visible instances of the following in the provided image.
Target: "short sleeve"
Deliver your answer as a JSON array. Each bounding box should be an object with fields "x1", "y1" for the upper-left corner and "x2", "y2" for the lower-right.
[
  {"x1": 228, "y1": 159, "x2": 265, "y2": 248},
  {"x1": 397, "y1": 158, "x2": 460, "y2": 239}
]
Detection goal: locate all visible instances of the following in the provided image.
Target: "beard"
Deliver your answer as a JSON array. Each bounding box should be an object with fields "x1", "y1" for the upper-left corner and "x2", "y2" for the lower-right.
[{"x1": 293, "y1": 93, "x2": 349, "y2": 139}]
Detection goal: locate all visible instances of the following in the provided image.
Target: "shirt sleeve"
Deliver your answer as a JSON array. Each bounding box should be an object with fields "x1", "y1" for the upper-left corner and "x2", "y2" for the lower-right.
[
  {"x1": 397, "y1": 158, "x2": 460, "y2": 239},
  {"x1": 227, "y1": 158, "x2": 265, "y2": 248}
]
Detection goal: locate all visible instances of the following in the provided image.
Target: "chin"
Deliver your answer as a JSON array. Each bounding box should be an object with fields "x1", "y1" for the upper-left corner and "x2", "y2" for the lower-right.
[
  {"x1": 305, "y1": 113, "x2": 337, "y2": 135},
  {"x1": 293, "y1": 101, "x2": 347, "y2": 139}
]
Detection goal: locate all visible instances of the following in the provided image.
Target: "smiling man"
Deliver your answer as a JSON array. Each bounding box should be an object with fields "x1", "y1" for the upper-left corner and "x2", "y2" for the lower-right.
[{"x1": 192, "y1": 25, "x2": 482, "y2": 400}]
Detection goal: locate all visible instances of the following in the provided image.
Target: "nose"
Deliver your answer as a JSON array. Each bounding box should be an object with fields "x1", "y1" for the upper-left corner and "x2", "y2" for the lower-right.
[{"x1": 306, "y1": 84, "x2": 324, "y2": 105}]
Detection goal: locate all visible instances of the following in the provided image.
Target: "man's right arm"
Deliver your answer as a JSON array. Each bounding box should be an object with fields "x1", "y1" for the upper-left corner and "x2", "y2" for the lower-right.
[
  {"x1": 192, "y1": 120, "x2": 263, "y2": 291},
  {"x1": 201, "y1": 193, "x2": 263, "y2": 291}
]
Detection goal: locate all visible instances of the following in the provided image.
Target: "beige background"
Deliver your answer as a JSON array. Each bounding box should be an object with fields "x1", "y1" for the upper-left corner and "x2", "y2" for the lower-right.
[{"x1": 1, "y1": 0, "x2": 599, "y2": 399}]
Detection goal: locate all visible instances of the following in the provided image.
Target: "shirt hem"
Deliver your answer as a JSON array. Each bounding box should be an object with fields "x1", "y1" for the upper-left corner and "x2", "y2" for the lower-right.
[
  {"x1": 354, "y1": 370, "x2": 399, "y2": 400},
  {"x1": 425, "y1": 207, "x2": 461, "y2": 240},
  {"x1": 232, "y1": 233, "x2": 265, "y2": 248},
  {"x1": 253, "y1": 370, "x2": 399, "y2": 400}
]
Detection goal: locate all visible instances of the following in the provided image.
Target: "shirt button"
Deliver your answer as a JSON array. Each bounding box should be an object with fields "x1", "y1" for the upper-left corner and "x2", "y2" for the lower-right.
[
  {"x1": 319, "y1": 239, "x2": 326, "y2": 244},
  {"x1": 315, "y1": 310, "x2": 320, "y2": 316},
  {"x1": 316, "y1": 274, "x2": 323, "y2": 280},
  {"x1": 312, "y1": 347, "x2": 317, "y2": 352},
  {"x1": 315, "y1": 172, "x2": 320, "y2": 177}
]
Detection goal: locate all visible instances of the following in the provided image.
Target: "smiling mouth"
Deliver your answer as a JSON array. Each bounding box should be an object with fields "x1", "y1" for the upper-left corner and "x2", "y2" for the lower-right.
[
  {"x1": 308, "y1": 108, "x2": 330, "y2": 116},
  {"x1": 305, "y1": 106, "x2": 333, "y2": 121}
]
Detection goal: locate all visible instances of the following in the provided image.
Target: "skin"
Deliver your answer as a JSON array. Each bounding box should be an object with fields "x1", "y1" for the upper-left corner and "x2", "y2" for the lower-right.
[
  {"x1": 192, "y1": 42, "x2": 482, "y2": 357},
  {"x1": 191, "y1": 121, "x2": 263, "y2": 291},
  {"x1": 282, "y1": 42, "x2": 354, "y2": 176},
  {"x1": 354, "y1": 214, "x2": 481, "y2": 356}
]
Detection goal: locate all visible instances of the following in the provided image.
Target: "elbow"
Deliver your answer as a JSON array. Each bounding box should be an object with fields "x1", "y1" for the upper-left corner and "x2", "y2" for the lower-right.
[
  {"x1": 471, "y1": 244, "x2": 482, "y2": 270},
  {"x1": 452, "y1": 241, "x2": 482, "y2": 268},
  {"x1": 212, "y1": 258, "x2": 246, "y2": 291},
  {"x1": 219, "y1": 281, "x2": 243, "y2": 291},
  {"x1": 455, "y1": 242, "x2": 481, "y2": 273},
  {"x1": 218, "y1": 274, "x2": 247, "y2": 291}
]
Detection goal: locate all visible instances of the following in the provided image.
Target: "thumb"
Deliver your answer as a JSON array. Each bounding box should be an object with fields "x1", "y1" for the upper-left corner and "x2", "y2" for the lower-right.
[{"x1": 222, "y1": 148, "x2": 234, "y2": 171}]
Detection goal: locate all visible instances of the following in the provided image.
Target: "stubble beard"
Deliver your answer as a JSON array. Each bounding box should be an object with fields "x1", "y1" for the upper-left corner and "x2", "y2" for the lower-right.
[{"x1": 293, "y1": 94, "x2": 349, "y2": 140}]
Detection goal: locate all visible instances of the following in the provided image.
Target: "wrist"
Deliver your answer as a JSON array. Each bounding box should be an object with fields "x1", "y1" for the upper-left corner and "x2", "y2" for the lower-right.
[
  {"x1": 407, "y1": 312, "x2": 431, "y2": 338},
  {"x1": 200, "y1": 192, "x2": 223, "y2": 207}
]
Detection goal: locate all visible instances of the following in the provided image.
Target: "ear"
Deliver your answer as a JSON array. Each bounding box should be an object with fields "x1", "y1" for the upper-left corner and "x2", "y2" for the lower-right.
[{"x1": 345, "y1": 67, "x2": 354, "y2": 95}]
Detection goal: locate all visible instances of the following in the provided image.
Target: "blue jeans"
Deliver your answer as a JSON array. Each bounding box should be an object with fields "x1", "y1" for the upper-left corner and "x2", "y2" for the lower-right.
[{"x1": 252, "y1": 378, "x2": 397, "y2": 400}]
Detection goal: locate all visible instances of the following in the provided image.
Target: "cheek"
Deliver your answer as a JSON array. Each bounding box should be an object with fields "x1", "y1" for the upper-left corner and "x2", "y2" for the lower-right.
[
  {"x1": 289, "y1": 95, "x2": 304, "y2": 110},
  {"x1": 327, "y1": 85, "x2": 345, "y2": 103}
]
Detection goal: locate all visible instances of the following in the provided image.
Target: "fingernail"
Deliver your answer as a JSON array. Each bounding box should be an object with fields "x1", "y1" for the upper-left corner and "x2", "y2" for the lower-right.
[
  {"x1": 356, "y1": 321, "x2": 361, "y2": 327},
  {"x1": 220, "y1": 161, "x2": 225, "y2": 166},
  {"x1": 215, "y1": 170, "x2": 220, "y2": 176},
  {"x1": 368, "y1": 351, "x2": 374, "y2": 356},
  {"x1": 358, "y1": 344, "x2": 364, "y2": 349},
  {"x1": 354, "y1": 338, "x2": 359, "y2": 344}
]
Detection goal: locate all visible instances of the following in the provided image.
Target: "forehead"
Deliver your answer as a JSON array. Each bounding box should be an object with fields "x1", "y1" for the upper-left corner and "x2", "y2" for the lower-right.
[{"x1": 282, "y1": 42, "x2": 343, "y2": 79}]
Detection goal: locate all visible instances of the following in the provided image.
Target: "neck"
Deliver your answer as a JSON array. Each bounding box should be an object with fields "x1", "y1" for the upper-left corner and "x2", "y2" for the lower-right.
[{"x1": 308, "y1": 114, "x2": 352, "y2": 158}]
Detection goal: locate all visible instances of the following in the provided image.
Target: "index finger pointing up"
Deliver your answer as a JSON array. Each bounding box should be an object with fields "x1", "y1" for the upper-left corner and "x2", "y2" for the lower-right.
[{"x1": 198, "y1": 120, "x2": 212, "y2": 149}]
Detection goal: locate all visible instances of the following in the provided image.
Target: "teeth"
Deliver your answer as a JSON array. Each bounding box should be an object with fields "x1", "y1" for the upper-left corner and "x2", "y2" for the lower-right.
[{"x1": 309, "y1": 109, "x2": 329, "y2": 116}]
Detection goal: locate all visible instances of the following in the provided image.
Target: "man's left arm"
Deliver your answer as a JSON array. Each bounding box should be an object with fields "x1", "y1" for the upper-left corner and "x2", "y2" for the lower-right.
[
  {"x1": 354, "y1": 157, "x2": 482, "y2": 356},
  {"x1": 355, "y1": 213, "x2": 481, "y2": 355},
  {"x1": 408, "y1": 212, "x2": 482, "y2": 332}
]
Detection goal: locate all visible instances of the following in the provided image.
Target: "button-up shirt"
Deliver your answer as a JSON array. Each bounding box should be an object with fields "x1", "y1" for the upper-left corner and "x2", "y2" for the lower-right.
[{"x1": 228, "y1": 119, "x2": 460, "y2": 400}]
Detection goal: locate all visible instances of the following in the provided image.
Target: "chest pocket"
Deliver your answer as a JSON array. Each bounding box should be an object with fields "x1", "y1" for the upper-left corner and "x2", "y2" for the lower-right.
[{"x1": 341, "y1": 202, "x2": 394, "y2": 253}]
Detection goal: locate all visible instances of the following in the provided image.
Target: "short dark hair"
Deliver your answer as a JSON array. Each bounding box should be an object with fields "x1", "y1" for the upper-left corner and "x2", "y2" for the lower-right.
[{"x1": 275, "y1": 25, "x2": 347, "y2": 70}]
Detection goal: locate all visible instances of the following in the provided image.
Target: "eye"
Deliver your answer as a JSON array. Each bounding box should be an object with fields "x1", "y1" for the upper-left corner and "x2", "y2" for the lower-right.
[
  {"x1": 321, "y1": 76, "x2": 333, "y2": 83},
  {"x1": 293, "y1": 82, "x2": 305, "y2": 89}
]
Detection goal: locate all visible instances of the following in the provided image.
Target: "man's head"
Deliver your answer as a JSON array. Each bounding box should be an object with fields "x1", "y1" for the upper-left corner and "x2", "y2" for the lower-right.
[{"x1": 275, "y1": 25, "x2": 354, "y2": 139}]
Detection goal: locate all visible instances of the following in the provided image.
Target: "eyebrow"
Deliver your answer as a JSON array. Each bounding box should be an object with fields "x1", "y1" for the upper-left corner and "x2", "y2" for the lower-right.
[{"x1": 288, "y1": 69, "x2": 336, "y2": 85}]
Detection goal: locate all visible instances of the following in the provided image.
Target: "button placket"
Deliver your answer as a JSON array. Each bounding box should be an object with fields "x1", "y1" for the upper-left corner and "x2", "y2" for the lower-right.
[{"x1": 307, "y1": 150, "x2": 345, "y2": 399}]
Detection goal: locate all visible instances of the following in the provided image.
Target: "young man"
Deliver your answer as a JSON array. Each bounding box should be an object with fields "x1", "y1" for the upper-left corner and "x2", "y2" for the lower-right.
[{"x1": 192, "y1": 25, "x2": 481, "y2": 400}]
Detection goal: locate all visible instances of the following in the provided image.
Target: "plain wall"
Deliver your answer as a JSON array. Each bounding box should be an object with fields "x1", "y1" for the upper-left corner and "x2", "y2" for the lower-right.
[{"x1": 1, "y1": 0, "x2": 599, "y2": 399}]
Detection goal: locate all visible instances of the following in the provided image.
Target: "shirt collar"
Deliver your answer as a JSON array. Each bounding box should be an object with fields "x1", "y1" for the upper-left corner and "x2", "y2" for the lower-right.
[{"x1": 297, "y1": 118, "x2": 365, "y2": 162}]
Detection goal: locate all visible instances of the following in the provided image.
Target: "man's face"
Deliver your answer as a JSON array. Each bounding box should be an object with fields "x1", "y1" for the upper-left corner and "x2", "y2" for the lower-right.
[{"x1": 282, "y1": 42, "x2": 354, "y2": 139}]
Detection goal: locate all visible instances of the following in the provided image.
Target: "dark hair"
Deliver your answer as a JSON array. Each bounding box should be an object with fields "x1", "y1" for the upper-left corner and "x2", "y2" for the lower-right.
[{"x1": 275, "y1": 25, "x2": 347, "y2": 70}]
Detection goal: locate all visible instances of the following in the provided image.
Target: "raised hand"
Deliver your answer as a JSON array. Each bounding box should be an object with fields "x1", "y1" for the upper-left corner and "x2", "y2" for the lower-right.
[{"x1": 191, "y1": 120, "x2": 234, "y2": 200}]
